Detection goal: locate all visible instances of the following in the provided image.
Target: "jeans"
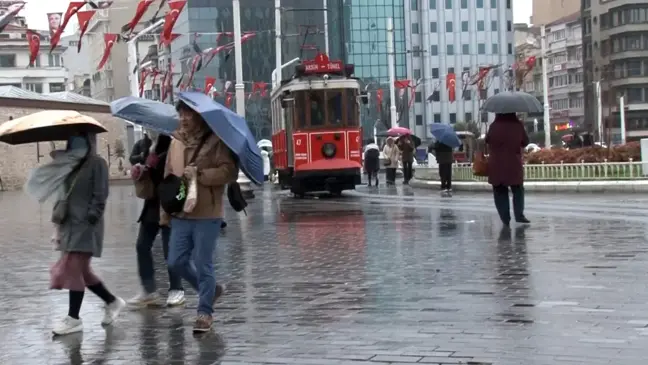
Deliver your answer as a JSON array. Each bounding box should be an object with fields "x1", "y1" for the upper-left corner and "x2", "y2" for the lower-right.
[
  {"x1": 492, "y1": 185, "x2": 525, "y2": 224},
  {"x1": 136, "y1": 222, "x2": 183, "y2": 294},
  {"x1": 402, "y1": 161, "x2": 413, "y2": 182},
  {"x1": 438, "y1": 163, "x2": 452, "y2": 190},
  {"x1": 168, "y1": 217, "x2": 222, "y2": 316}
]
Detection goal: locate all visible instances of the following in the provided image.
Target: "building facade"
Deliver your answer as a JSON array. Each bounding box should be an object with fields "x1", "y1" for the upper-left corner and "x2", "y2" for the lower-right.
[
  {"x1": 0, "y1": 2, "x2": 66, "y2": 93},
  {"x1": 61, "y1": 35, "x2": 91, "y2": 96},
  {"x1": 406, "y1": 0, "x2": 515, "y2": 139},
  {"x1": 344, "y1": 0, "x2": 407, "y2": 138},
  {"x1": 531, "y1": 0, "x2": 580, "y2": 26},
  {"x1": 169, "y1": 0, "x2": 346, "y2": 140},
  {"x1": 583, "y1": 0, "x2": 648, "y2": 143}
]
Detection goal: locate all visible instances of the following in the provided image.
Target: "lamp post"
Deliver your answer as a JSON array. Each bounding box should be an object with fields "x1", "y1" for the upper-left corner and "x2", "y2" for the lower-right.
[{"x1": 386, "y1": 17, "x2": 397, "y2": 128}]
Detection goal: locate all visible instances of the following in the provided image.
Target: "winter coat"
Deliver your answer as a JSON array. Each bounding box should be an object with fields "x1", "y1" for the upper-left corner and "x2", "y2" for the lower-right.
[
  {"x1": 398, "y1": 137, "x2": 415, "y2": 162},
  {"x1": 485, "y1": 114, "x2": 529, "y2": 186},
  {"x1": 433, "y1": 141, "x2": 454, "y2": 165},
  {"x1": 364, "y1": 148, "x2": 380, "y2": 173},
  {"x1": 133, "y1": 135, "x2": 171, "y2": 224},
  {"x1": 58, "y1": 153, "x2": 109, "y2": 258},
  {"x1": 129, "y1": 135, "x2": 152, "y2": 166},
  {"x1": 382, "y1": 143, "x2": 399, "y2": 167}
]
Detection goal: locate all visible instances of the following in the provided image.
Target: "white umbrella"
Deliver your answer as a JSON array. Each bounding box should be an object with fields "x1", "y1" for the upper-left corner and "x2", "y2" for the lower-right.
[
  {"x1": 257, "y1": 139, "x2": 272, "y2": 149},
  {"x1": 364, "y1": 143, "x2": 379, "y2": 152}
]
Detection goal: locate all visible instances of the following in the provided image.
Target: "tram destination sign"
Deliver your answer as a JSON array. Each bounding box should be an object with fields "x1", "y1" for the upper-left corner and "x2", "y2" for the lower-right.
[{"x1": 303, "y1": 53, "x2": 343, "y2": 74}]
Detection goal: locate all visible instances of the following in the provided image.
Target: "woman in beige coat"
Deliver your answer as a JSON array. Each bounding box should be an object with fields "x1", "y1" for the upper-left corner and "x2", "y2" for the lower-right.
[{"x1": 382, "y1": 137, "x2": 400, "y2": 185}]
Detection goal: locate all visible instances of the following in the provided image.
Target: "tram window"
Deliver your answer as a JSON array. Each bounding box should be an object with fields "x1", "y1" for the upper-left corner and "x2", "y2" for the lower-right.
[
  {"x1": 327, "y1": 91, "x2": 343, "y2": 125},
  {"x1": 309, "y1": 92, "x2": 325, "y2": 127},
  {"x1": 294, "y1": 91, "x2": 307, "y2": 128},
  {"x1": 346, "y1": 90, "x2": 359, "y2": 127}
]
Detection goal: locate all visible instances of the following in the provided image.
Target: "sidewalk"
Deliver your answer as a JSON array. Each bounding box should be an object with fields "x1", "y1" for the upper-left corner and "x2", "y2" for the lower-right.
[{"x1": 411, "y1": 178, "x2": 648, "y2": 192}]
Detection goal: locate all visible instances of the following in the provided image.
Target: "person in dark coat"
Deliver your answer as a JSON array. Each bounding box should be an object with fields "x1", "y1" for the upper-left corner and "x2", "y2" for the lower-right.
[
  {"x1": 128, "y1": 134, "x2": 186, "y2": 307},
  {"x1": 485, "y1": 113, "x2": 531, "y2": 226},
  {"x1": 432, "y1": 141, "x2": 454, "y2": 191},
  {"x1": 128, "y1": 133, "x2": 152, "y2": 166},
  {"x1": 363, "y1": 147, "x2": 380, "y2": 187},
  {"x1": 398, "y1": 136, "x2": 415, "y2": 184}
]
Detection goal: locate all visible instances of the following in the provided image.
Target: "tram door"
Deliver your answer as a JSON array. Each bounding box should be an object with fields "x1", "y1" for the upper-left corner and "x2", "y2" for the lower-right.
[{"x1": 284, "y1": 100, "x2": 294, "y2": 168}]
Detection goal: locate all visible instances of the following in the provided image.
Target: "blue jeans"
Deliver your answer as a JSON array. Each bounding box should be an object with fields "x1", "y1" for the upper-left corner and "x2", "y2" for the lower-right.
[{"x1": 167, "y1": 217, "x2": 222, "y2": 316}]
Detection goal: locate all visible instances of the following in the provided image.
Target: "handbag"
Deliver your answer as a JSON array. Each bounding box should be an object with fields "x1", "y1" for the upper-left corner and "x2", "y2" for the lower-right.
[
  {"x1": 134, "y1": 166, "x2": 155, "y2": 199},
  {"x1": 472, "y1": 151, "x2": 489, "y2": 177},
  {"x1": 159, "y1": 133, "x2": 210, "y2": 214},
  {"x1": 51, "y1": 159, "x2": 86, "y2": 225}
]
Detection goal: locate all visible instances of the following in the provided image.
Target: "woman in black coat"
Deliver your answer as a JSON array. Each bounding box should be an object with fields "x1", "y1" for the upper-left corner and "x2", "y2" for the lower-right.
[
  {"x1": 433, "y1": 141, "x2": 454, "y2": 191},
  {"x1": 363, "y1": 147, "x2": 380, "y2": 187}
]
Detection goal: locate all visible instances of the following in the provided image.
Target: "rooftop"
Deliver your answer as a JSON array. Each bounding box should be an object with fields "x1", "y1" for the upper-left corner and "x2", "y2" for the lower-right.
[{"x1": 0, "y1": 86, "x2": 107, "y2": 106}]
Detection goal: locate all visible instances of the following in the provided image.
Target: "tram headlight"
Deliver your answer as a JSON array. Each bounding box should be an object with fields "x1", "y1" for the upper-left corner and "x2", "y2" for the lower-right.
[{"x1": 321, "y1": 143, "x2": 336, "y2": 158}]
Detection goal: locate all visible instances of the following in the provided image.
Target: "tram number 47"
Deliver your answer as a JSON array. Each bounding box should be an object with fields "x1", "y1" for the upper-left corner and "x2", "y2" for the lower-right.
[{"x1": 296, "y1": 139, "x2": 302, "y2": 146}]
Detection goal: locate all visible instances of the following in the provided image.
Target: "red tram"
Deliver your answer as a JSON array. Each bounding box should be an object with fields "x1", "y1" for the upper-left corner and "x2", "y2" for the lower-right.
[{"x1": 271, "y1": 53, "x2": 364, "y2": 197}]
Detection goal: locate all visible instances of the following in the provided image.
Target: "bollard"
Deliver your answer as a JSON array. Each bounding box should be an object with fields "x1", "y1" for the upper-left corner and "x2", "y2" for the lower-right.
[{"x1": 237, "y1": 171, "x2": 254, "y2": 199}]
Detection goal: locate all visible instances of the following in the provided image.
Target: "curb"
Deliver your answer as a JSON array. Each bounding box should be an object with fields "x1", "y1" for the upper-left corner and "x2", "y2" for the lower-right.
[{"x1": 410, "y1": 179, "x2": 648, "y2": 193}]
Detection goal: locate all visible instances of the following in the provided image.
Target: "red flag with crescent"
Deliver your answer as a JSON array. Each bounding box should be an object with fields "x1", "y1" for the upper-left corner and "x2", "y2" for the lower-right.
[
  {"x1": 161, "y1": 0, "x2": 186, "y2": 45},
  {"x1": 50, "y1": 2, "x2": 84, "y2": 52},
  {"x1": 376, "y1": 89, "x2": 383, "y2": 112},
  {"x1": 138, "y1": 69, "x2": 148, "y2": 97},
  {"x1": 76, "y1": 10, "x2": 95, "y2": 53},
  {"x1": 446, "y1": 73, "x2": 456, "y2": 103},
  {"x1": 252, "y1": 81, "x2": 267, "y2": 97},
  {"x1": 26, "y1": 29, "x2": 40, "y2": 67},
  {"x1": 159, "y1": 33, "x2": 180, "y2": 45},
  {"x1": 225, "y1": 93, "x2": 233, "y2": 108},
  {"x1": 97, "y1": 33, "x2": 118, "y2": 70},
  {"x1": 204, "y1": 76, "x2": 216, "y2": 94},
  {"x1": 125, "y1": 0, "x2": 154, "y2": 34}
]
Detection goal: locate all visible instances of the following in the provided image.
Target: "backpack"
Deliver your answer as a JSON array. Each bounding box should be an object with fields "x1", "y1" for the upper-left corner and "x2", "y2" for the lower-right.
[
  {"x1": 158, "y1": 133, "x2": 210, "y2": 214},
  {"x1": 227, "y1": 182, "x2": 248, "y2": 215}
]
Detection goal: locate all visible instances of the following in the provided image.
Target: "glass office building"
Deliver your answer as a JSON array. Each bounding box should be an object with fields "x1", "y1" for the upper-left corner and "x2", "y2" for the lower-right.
[
  {"x1": 171, "y1": 0, "x2": 346, "y2": 140},
  {"x1": 345, "y1": 0, "x2": 408, "y2": 140}
]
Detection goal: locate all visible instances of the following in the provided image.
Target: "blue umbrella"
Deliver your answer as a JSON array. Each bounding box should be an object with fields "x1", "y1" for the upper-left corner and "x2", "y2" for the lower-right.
[
  {"x1": 177, "y1": 92, "x2": 264, "y2": 185},
  {"x1": 110, "y1": 96, "x2": 179, "y2": 135},
  {"x1": 428, "y1": 123, "x2": 462, "y2": 148}
]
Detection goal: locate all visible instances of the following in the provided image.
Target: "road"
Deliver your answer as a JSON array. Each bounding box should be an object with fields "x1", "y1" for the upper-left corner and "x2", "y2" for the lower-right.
[{"x1": 0, "y1": 185, "x2": 647, "y2": 364}]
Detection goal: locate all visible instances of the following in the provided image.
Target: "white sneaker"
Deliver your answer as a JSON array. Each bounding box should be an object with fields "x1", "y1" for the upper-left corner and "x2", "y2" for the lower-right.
[
  {"x1": 127, "y1": 291, "x2": 160, "y2": 308},
  {"x1": 53, "y1": 316, "x2": 83, "y2": 335},
  {"x1": 166, "y1": 290, "x2": 186, "y2": 307},
  {"x1": 101, "y1": 297, "x2": 126, "y2": 326}
]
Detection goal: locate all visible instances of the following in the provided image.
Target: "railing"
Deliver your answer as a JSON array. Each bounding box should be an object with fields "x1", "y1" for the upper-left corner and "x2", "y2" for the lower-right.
[{"x1": 416, "y1": 160, "x2": 647, "y2": 181}]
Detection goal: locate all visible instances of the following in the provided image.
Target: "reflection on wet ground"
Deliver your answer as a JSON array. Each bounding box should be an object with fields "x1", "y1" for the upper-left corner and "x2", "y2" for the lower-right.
[{"x1": 0, "y1": 185, "x2": 647, "y2": 364}]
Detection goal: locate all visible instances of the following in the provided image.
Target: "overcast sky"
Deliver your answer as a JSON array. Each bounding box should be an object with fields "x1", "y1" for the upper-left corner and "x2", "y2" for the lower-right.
[{"x1": 21, "y1": 0, "x2": 533, "y2": 34}]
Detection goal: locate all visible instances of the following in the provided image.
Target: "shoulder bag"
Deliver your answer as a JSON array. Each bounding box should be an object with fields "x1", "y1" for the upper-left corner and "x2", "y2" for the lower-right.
[{"x1": 159, "y1": 133, "x2": 210, "y2": 214}]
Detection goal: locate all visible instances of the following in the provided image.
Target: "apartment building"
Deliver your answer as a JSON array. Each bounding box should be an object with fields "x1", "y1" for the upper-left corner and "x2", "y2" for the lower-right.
[
  {"x1": 531, "y1": 0, "x2": 580, "y2": 25},
  {"x1": 583, "y1": 0, "x2": 648, "y2": 143},
  {"x1": 61, "y1": 35, "x2": 91, "y2": 96}
]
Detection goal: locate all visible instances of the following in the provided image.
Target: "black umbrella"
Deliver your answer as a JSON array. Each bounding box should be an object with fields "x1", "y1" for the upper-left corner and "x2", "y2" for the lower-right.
[{"x1": 482, "y1": 91, "x2": 543, "y2": 114}]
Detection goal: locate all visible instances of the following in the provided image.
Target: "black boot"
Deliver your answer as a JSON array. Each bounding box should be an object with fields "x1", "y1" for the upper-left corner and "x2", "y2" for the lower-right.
[{"x1": 493, "y1": 186, "x2": 511, "y2": 226}]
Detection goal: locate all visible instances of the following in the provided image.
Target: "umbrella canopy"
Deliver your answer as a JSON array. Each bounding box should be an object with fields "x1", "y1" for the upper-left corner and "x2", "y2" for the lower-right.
[
  {"x1": 387, "y1": 126, "x2": 413, "y2": 136},
  {"x1": 364, "y1": 143, "x2": 379, "y2": 152},
  {"x1": 110, "y1": 96, "x2": 178, "y2": 135},
  {"x1": 177, "y1": 92, "x2": 264, "y2": 185},
  {"x1": 0, "y1": 110, "x2": 107, "y2": 145},
  {"x1": 428, "y1": 123, "x2": 462, "y2": 148},
  {"x1": 482, "y1": 91, "x2": 543, "y2": 114},
  {"x1": 257, "y1": 139, "x2": 272, "y2": 149},
  {"x1": 396, "y1": 134, "x2": 422, "y2": 148}
]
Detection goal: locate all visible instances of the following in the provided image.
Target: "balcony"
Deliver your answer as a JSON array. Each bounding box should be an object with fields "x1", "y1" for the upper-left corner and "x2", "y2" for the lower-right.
[
  {"x1": 0, "y1": 66, "x2": 66, "y2": 81},
  {"x1": 609, "y1": 49, "x2": 648, "y2": 62},
  {"x1": 567, "y1": 83, "x2": 583, "y2": 93},
  {"x1": 603, "y1": 24, "x2": 648, "y2": 38},
  {"x1": 566, "y1": 37, "x2": 582, "y2": 47},
  {"x1": 566, "y1": 60, "x2": 581, "y2": 69},
  {"x1": 568, "y1": 107, "x2": 584, "y2": 117}
]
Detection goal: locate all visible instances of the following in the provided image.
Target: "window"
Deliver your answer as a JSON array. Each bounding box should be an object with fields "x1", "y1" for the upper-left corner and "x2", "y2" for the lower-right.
[
  {"x1": 414, "y1": 69, "x2": 421, "y2": 79},
  {"x1": 446, "y1": 21, "x2": 453, "y2": 32},
  {"x1": 491, "y1": 20, "x2": 498, "y2": 31},
  {"x1": 429, "y1": 0, "x2": 436, "y2": 9},
  {"x1": 434, "y1": 113, "x2": 441, "y2": 123},
  {"x1": 415, "y1": 92, "x2": 422, "y2": 102},
  {"x1": 448, "y1": 67, "x2": 454, "y2": 74},
  {"x1": 450, "y1": 113, "x2": 456, "y2": 124},
  {"x1": 478, "y1": 43, "x2": 485, "y2": 54},
  {"x1": 416, "y1": 114, "x2": 423, "y2": 126},
  {"x1": 494, "y1": 88, "x2": 500, "y2": 94},
  {"x1": 48, "y1": 54, "x2": 61, "y2": 67},
  {"x1": 461, "y1": 0, "x2": 467, "y2": 8},
  {"x1": 507, "y1": 20, "x2": 512, "y2": 32},
  {"x1": 492, "y1": 43, "x2": 499, "y2": 54},
  {"x1": 25, "y1": 83, "x2": 43, "y2": 93},
  {"x1": 445, "y1": 0, "x2": 452, "y2": 9},
  {"x1": 49, "y1": 83, "x2": 65, "y2": 92},
  {"x1": 465, "y1": 112, "x2": 473, "y2": 122},
  {"x1": 476, "y1": 0, "x2": 483, "y2": 8},
  {"x1": 461, "y1": 21, "x2": 468, "y2": 32},
  {"x1": 477, "y1": 21, "x2": 484, "y2": 31},
  {"x1": 430, "y1": 45, "x2": 438, "y2": 55},
  {"x1": 432, "y1": 68, "x2": 439, "y2": 78},
  {"x1": 447, "y1": 44, "x2": 454, "y2": 55},
  {"x1": 506, "y1": 0, "x2": 511, "y2": 8},
  {"x1": 0, "y1": 54, "x2": 16, "y2": 67},
  {"x1": 144, "y1": 90, "x2": 153, "y2": 99},
  {"x1": 29, "y1": 54, "x2": 41, "y2": 67},
  {"x1": 462, "y1": 44, "x2": 469, "y2": 54},
  {"x1": 508, "y1": 43, "x2": 513, "y2": 54},
  {"x1": 490, "y1": 0, "x2": 497, "y2": 7},
  {"x1": 411, "y1": 23, "x2": 419, "y2": 33},
  {"x1": 411, "y1": 0, "x2": 418, "y2": 10},
  {"x1": 430, "y1": 21, "x2": 437, "y2": 32}
]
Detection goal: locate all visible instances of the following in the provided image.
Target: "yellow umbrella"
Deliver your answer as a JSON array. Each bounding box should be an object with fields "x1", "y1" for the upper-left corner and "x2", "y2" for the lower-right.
[{"x1": 0, "y1": 110, "x2": 108, "y2": 145}]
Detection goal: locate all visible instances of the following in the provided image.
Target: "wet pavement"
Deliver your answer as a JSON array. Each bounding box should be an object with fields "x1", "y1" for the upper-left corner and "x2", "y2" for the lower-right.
[{"x1": 1, "y1": 184, "x2": 648, "y2": 364}]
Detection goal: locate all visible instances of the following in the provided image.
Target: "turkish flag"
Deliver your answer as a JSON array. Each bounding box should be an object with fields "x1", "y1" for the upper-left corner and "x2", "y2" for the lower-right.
[
  {"x1": 26, "y1": 29, "x2": 40, "y2": 67},
  {"x1": 446, "y1": 73, "x2": 456, "y2": 103},
  {"x1": 50, "y1": 1, "x2": 85, "y2": 52},
  {"x1": 159, "y1": 33, "x2": 180, "y2": 45},
  {"x1": 97, "y1": 33, "x2": 118, "y2": 70},
  {"x1": 394, "y1": 79, "x2": 410, "y2": 89},
  {"x1": 204, "y1": 76, "x2": 216, "y2": 94},
  {"x1": 161, "y1": 0, "x2": 186, "y2": 46},
  {"x1": 124, "y1": 0, "x2": 154, "y2": 34},
  {"x1": 252, "y1": 81, "x2": 267, "y2": 97},
  {"x1": 76, "y1": 10, "x2": 95, "y2": 53},
  {"x1": 225, "y1": 93, "x2": 233, "y2": 108},
  {"x1": 376, "y1": 89, "x2": 383, "y2": 112}
]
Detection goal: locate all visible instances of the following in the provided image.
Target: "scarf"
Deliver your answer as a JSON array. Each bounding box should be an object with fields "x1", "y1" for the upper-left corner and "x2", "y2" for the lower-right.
[
  {"x1": 176, "y1": 119, "x2": 211, "y2": 148},
  {"x1": 24, "y1": 146, "x2": 88, "y2": 203}
]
